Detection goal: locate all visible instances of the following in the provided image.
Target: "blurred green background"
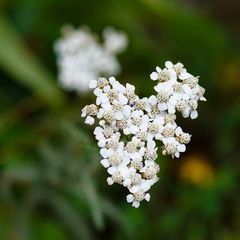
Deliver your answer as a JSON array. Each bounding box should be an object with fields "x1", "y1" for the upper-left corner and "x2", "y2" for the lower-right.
[{"x1": 0, "y1": 0, "x2": 240, "y2": 239}]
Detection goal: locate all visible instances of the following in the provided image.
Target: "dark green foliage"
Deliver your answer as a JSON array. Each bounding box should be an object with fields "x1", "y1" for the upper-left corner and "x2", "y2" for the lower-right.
[{"x1": 0, "y1": 0, "x2": 240, "y2": 239}]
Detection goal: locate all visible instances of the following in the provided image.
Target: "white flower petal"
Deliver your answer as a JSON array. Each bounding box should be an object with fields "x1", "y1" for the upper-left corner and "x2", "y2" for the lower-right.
[
  {"x1": 85, "y1": 116, "x2": 95, "y2": 125},
  {"x1": 98, "y1": 140, "x2": 106, "y2": 148},
  {"x1": 123, "y1": 178, "x2": 131, "y2": 187},
  {"x1": 175, "y1": 127, "x2": 182, "y2": 136},
  {"x1": 156, "y1": 66, "x2": 161, "y2": 73},
  {"x1": 190, "y1": 110, "x2": 198, "y2": 119},
  {"x1": 100, "y1": 159, "x2": 110, "y2": 168},
  {"x1": 154, "y1": 83, "x2": 162, "y2": 92},
  {"x1": 123, "y1": 105, "x2": 131, "y2": 117},
  {"x1": 145, "y1": 193, "x2": 151, "y2": 201},
  {"x1": 130, "y1": 125, "x2": 139, "y2": 134},
  {"x1": 168, "y1": 105, "x2": 176, "y2": 114},
  {"x1": 132, "y1": 201, "x2": 140, "y2": 208},
  {"x1": 109, "y1": 77, "x2": 116, "y2": 84},
  {"x1": 115, "y1": 111, "x2": 124, "y2": 120},
  {"x1": 126, "y1": 194, "x2": 134, "y2": 203},
  {"x1": 177, "y1": 144, "x2": 186, "y2": 152},
  {"x1": 158, "y1": 103, "x2": 168, "y2": 111},
  {"x1": 179, "y1": 71, "x2": 190, "y2": 80},
  {"x1": 89, "y1": 80, "x2": 97, "y2": 88},
  {"x1": 150, "y1": 72, "x2": 159, "y2": 81},
  {"x1": 149, "y1": 95, "x2": 157, "y2": 105},
  {"x1": 107, "y1": 177, "x2": 114, "y2": 185},
  {"x1": 165, "y1": 61, "x2": 173, "y2": 69},
  {"x1": 107, "y1": 166, "x2": 116, "y2": 175},
  {"x1": 182, "y1": 108, "x2": 190, "y2": 118}
]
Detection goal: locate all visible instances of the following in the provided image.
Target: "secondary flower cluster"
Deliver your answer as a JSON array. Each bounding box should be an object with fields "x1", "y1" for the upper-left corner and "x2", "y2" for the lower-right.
[
  {"x1": 54, "y1": 26, "x2": 128, "y2": 93},
  {"x1": 81, "y1": 61, "x2": 206, "y2": 207}
]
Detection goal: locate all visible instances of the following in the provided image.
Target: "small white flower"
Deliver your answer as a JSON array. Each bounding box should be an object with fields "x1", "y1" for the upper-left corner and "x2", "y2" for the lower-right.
[
  {"x1": 126, "y1": 194, "x2": 134, "y2": 203},
  {"x1": 190, "y1": 110, "x2": 198, "y2": 119},
  {"x1": 107, "y1": 177, "x2": 114, "y2": 185},
  {"x1": 148, "y1": 95, "x2": 158, "y2": 105},
  {"x1": 103, "y1": 27, "x2": 128, "y2": 54},
  {"x1": 145, "y1": 193, "x2": 151, "y2": 201},
  {"x1": 123, "y1": 105, "x2": 132, "y2": 118},
  {"x1": 54, "y1": 26, "x2": 128, "y2": 93},
  {"x1": 165, "y1": 61, "x2": 173, "y2": 69},
  {"x1": 100, "y1": 159, "x2": 110, "y2": 168},
  {"x1": 85, "y1": 116, "x2": 95, "y2": 125},
  {"x1": 150, "y1": 72, "x2": 159, "y2": 81},
  {"x1": 132, "y1": 201, "x2": 140, "y2": 208},
  {"x1": 89, "y1": 80, "x2": 98, "y2": 89}
]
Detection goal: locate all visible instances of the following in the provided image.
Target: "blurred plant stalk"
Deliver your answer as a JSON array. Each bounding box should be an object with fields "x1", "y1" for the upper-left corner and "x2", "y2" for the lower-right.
[{"x1": 0, "y1": 12, "x2": 65, "y2": 109}]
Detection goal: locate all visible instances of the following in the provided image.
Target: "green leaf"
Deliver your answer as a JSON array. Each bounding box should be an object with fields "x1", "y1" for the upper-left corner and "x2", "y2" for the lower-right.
[
  {"x1": 46, "y1": 191, "x2": 92, "y2": 240},
  {"x1": 101, "y1": 199, "x2": 133, "y2": 237},
  {"x1": 31, "y1": 218, "x2": 68, "y2": 240},
  {"x1": 60, "y1": 120, "x2": 97, "y2": 151},
  {"x1": 138, "y1": 0, "x2": 229, "y2": 60},
  {"x1": 2, "y1": 165, "x2": 39, "y2": 183},
  {"x1": 0, "y1": 12, "x2": 64, "y2": 108},
  {"x1": 81, "y1": 174, "x2": 104, "y2": 230}
]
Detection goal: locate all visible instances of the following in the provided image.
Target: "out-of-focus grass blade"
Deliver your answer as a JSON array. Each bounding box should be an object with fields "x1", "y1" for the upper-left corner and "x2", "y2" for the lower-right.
[
  {"x1": 140, "y1": 0, "x2": 199, "y2": 19},
  {"x1": 0, "y1": 95, "x2": 41, "y2": 134},
  {"x1": 47, "y1": 191, "x2": 92, "y2": 240},
  {"x1": 101, "y1": 199, "x2": 133, "y2": 237},
  {"x1": 2, "y1": 165, "x2": 39, "y2": 183},
  {"x1": 0, "y1": 13, "x2": 64, "y2": 108},
  {"x1": 31, "y1": 218, "x2": 68, "y2": 240},
  {"x1": 60, "y1": 120, "x2": 97, "y2": 151},
  {"x1": 81, "y1": 174, "x2": 104, "y2": 230},
  {"x1": 139, "y1": 0, "x2": 229, "y2": 57},
  {"x1": 12, "y1": 209, "x2": 31, "y2": 240},
  {"x1": 139, "y1": 0, "x2": 228, "y2": 43}
]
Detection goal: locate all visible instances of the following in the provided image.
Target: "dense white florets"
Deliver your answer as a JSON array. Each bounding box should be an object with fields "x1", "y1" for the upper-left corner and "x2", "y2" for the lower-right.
[
  {"x1": 81, "y1": 61, "x2": 206, "y2": 207},
  {"x1": 150, "y1": 61, "x2": 206, "y2": 119},
  {"x1": 54, "y1": 26, "x2": 128, "y2": 93}
]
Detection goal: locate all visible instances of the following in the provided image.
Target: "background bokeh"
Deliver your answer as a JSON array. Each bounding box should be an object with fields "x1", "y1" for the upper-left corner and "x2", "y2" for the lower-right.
[{"x1": 0, "y1": 0, "x2": 240, "y2": 239}]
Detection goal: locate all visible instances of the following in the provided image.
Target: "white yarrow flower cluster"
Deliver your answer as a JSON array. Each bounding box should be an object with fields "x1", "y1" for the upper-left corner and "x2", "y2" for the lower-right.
[
  {"x1": 54, "y1": 26, "x2": 128, "y2": 93},
  {"x1": 81, "y1": 61, "x2": 206, "y2": 207},
  {"x1": 150, "y1": 61, "x2": 206, "y2": 119}
]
